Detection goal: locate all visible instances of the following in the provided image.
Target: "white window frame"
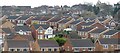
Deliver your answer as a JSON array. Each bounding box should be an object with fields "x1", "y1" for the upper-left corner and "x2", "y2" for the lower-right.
[{"x1": 103, "y1": 45, "x2": 108, "y2": 49}]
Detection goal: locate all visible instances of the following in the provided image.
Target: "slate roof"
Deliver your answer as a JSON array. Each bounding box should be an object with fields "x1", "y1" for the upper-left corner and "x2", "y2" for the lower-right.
[
  {"x1": 38, "y1": 40, "x2": 59, "y2": 47},
  {"x1": 48, "y1": 17, "x2": 62, "y2": 22},
  {"x1": 103, "y1": 30, "x2": 119, "y2": 35},
  {"x1": 68, "y1": 31, "x2": 80, "y2": 39},
  {"x1": 90, "y1": 28, "x2": 107, "y2": 33},
  {"x1": 69, "y1": 39, "x2": 94, "y2": 47},
  {"x1": 7, "y1": 16, "x2": 19, "y2": 20},
  {"x1": 33, "y1": 24, "x2": 50, "y2": 29},
  {"x1": 6, "y1": 34, "x2": 34, "y2": 41},
  {"x1": 14, "y1": 25, "x2": 31, "y2": 31},
  {"x1": 41, "y1": 24, "x2": 50, "y2": 29},
  {"x1": 39, "y1": 17, "x2": 51, "y2": 21},
  {"x1": 2, "y1": 28, "x2": 12, "y2": 34},
  {"x1": 18, "y1": 16, "x2": 31, "y2": 20},
  {"x1": 33, "y1": 24, "x2": 41, "y2": 29},
  {"x1": 83, "y1": 17, "x2": 96, "y2": 21},
  {"x1": 58, "y1": 19, "x2": 70, "y2": 23},
  {"x1": 7, "y1": 40, "x2": 29, "y2": 48},
  {"x1": 98, "y1": 18, "x2": 107, "y2": 22},
  {"x1": 70, "y1": 20, "x2": 81, "y2": 25},
  {"x1": 32, "y1": 17, "x2": 40, "y2": 20},
  {"x1": 81, "y1": 22, "x2": 94, "y2": 26},
  {"x1": 79, "y1": 27, "x2": 95, "y2": 32},
  {"x1": 99, "y1": 38, "x2": 120, "y2": 44}
]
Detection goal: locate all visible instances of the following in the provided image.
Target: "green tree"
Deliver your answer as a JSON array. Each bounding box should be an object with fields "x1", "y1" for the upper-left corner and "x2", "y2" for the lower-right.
[
  {"x1": 49, "y1": 37, "x2": 66, "y2": 46},
  {"x1": 93, "y1": 5, "x2": 100, "y2": 15}
]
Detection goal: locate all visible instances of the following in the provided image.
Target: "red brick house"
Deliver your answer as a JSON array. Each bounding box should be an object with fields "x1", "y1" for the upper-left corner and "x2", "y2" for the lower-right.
[
  {"x1": 6, "y1": 16, "x2": 21, "y2": 24},
  {"x1": 89, "y1": 28, "x2": 109, "y2": 39},
  {"x1": 69, "y1": 20, "x2": 83, "y2": 31},
  {"x1": 63, "y1": 39, "x2": 95, "y2": 52},
  {"x1": 16, "y1": 15, "x2": 34, "y2": 26},
  {"x1": 58, "y1": 18, "x2": 74, "y2": 31},
  {"x1": 34, "y1": 40, "x2": 60, "y2": 52},
  {"x1": 31, "y1": 24, "x2": 54, "y2": 40},
  {"x1": 102, "y1": 30, "x2": 120, "y2": 39},
  {"x1": 95, "y1": 38, "x2": 120, "y2": 51},
  {"x1": 78, "y1": 27, "x2": 97, "y2": 38},
  {"x1": 3, "y1": 33, "x2": 34, "y2": 51},
  {"x1": 91, "y1": 22, "x2": 105, "y2": 29}
]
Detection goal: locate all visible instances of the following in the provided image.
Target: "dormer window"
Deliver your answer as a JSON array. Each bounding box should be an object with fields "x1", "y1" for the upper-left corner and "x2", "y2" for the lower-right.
[{"x1": 39, "y1": 30, "x2": 43, "y2": 33}]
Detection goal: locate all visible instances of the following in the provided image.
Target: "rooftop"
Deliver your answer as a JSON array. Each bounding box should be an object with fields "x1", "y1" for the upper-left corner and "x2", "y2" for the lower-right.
[
  {"x1": 69, "y1": 39, "x2": 94, "y2": 47},
  {"x1": 103, "y1": 30, "x2": 119, "y2": 35},
  {"x1": 38, "y1": 40, "x2": 59, "y2": 47},
  {"x1": 7, "y1": 40, "x2": 29, "y2": 48},
  {"x1": 99, "y1": 38, "x2": 120, "y2": 44}
]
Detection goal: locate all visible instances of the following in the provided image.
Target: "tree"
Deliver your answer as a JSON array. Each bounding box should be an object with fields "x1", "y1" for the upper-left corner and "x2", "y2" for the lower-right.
[
  {"x1": 89, "y1": 38, "x2": 96, "y2": 43},
  {"x1": 81, "y1": 11, "x2": 97, "y2": 18},
  {"x1": 55, "y1": 33, "x2": 63, "y2": 38},
  {"x1": 49, "y1": 37, "x2": 66, "y2": 46},
  {"x1": 93, "y1": 5, "x2": 100, "y2": 15}
]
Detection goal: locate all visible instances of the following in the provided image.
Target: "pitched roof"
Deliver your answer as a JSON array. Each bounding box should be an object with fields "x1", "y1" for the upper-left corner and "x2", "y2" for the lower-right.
[
  {"x1": 7, "y1": 16, "x2": 19, "y2": 19},
  {"x1": 7, "y1": 40, "x2": 29, "y2": 48},
  {"x1": 38, "y1": 40, "x2": 59, "y2": 47},
  {"x1": 90, "y1": 28, "x2": 107, "y2": 33},
  {"x1": 41, "y1": 24, "x2": 50, "y2": 29},
  {"x1": 6, "y1": 34, "x2": 34, "y2": 41},
  {"x1": 70, "y1": 20, "x2": 81, "y2": 25},
  {"x1": 58, "y1": 19, "x2": 70, "y2": 23},
  {"x1": 79, "y1": 27, "x2": 95, "y2": 32},
  {"x1": 32, "y1": 17, "x2": 41, "y2": 20},
  {"x1": 68, "y1": 31, "x2": 80, "y2": 39},
  {"x1": 1, "y1": 21, "x2": 15, "y2": 28},
  {"x1": 69, "y1": 39, "x2": 94, "y2": 47},
  {"x1": 14, "y1": 25, "x2": 31, "y2": 31},
  {"x1": 81, "y1": 22, "x2": 94, "y2": 26},
  {"x1": 98, "y1": 18, "x2": 107, "y2": 22},
  {"x1": 18, "y1": 15, "x2": 31, "y2": 20},
  {"x1": 48, "y1": 17, "x2": 62, "y2": 22},
  {"x1": 2, "y1": 28, "x2": 12, "y2": 34},
  {"x1": 33, "y1": 24, "x2": 41, "y2": 29},
  {"x1": 33, "y1": 24, "x2": 50, "y2": 29},
  {"x1": 99, "y1": 38, "x2": 120, "y2": 44},
  {"x1": 39, "y1": 17, "x2": 51, "y2": 21},
  {"x1": 103, "y1": 30, "x2": 119, "y2": 35}
]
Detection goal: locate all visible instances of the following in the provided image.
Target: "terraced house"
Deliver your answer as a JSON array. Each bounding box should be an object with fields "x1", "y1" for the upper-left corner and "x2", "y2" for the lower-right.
[
  {"x1": 63, "y1": 39, "x2": 95, "y2": 52},
  {"x1": 95, "y1": 38, "x2": 120, "y2": 51}
]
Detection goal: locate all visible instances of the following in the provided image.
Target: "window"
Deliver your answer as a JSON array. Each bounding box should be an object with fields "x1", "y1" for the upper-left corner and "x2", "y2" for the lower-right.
[
  {"x1": 74, "y1": 48, "x2": 79, "y2": 51},
  {"x1": 83, "y1": 48, "x2": 86, "y2": 51},
  {"x1": 10, "y1": 49, "x2": 14, "y2": 51},
  {"x1": 88, "y1": 48, "x2": 92, "y2": 51},
  {"x1": 39, "y1": 30, "x2": 43, "y2": 33},
  {"x1": 48, "y1": 49, "x2": 52, "y2": 51},
  {"x1": 42, "y1": 49, "x2": 44, "y2": 51},
  {"x1": 104, "y1": 35, "x2": 110, "y2": 38},
  {"x1": 48, "y1": 29, "x2": 52, "y2": 34},
  {"x1": 23, "y1": 49, "x2": 27, "y2": 51},
  {"x1": 67, "y1": 46, "x2": 70, "y2": 51},
  {"x1": 17, "y1": 49, "x2": 20, "y2": 51},
  {"x1": 74, "y1": 48, "x2": 79, "y2": 50},
  {"x1": 103, "y1": 45, "x2": 108, "y2": 49},
  {"x1": 54, "y1": 49, "x2": 57, "y2": 51}
]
